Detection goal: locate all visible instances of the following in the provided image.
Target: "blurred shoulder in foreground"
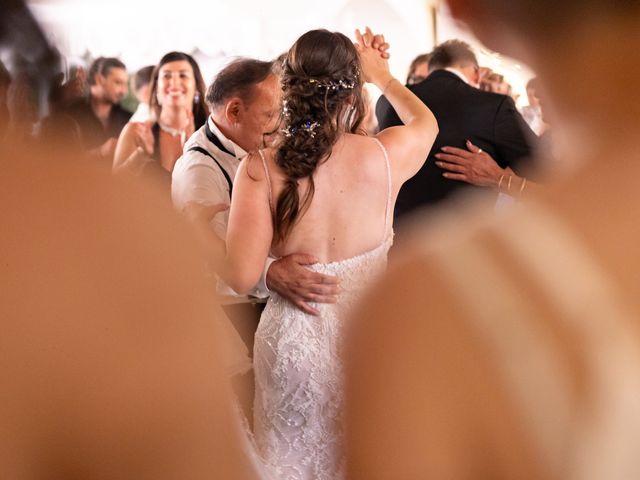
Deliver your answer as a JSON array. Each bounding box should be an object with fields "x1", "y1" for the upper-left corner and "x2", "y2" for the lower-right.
[
  {"x1": 0, "y1": 140, "x2": 261, "y2": 479},
  {"x1": 346, "y1": 197, "x2": 640, "y2": 480}
]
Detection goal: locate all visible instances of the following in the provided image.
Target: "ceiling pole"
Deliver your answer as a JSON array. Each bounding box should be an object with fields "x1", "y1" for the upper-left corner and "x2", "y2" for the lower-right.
[{"x1": 430, "y1": 1, "x2": 439, "y2": 47}]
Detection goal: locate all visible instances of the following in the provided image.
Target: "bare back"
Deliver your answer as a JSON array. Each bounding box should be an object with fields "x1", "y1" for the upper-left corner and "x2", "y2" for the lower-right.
[{"x1": 260, "y1": 133, "x2": 393, "y2": 263}]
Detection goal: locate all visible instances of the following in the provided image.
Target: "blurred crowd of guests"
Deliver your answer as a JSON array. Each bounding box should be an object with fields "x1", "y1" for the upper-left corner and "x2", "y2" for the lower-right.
[{"x1": 0, "y1": 41, "x2": 549, "y2": 167}]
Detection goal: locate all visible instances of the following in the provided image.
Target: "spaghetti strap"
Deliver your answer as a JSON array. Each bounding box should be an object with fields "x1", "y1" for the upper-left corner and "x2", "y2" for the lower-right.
[
  {"x1": 257, "y1": 149, "x2": 274, "y2": 215},
  {"x1": 372, "y1": 137, "x2": 392, "y2": 241}
]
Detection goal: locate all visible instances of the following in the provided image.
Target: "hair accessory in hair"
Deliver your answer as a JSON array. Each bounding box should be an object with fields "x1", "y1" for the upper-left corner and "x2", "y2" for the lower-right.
[
  {"x1": 308, "y1": 77, "x2": 356, "y2": 91},
  {"x1": 282, "y1": 120, "x2": 320, "y2": 138}
]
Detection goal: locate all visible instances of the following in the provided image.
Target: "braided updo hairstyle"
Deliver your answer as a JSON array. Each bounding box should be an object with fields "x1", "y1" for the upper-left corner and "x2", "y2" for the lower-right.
[{"x1": 273, "y1": 29, "x2": 366, "y2": 242}]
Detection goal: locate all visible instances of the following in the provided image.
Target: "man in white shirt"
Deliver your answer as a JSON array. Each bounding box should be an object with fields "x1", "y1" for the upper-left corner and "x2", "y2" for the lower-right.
[{"x1": 172, "y1": 58, "x2": 338, "y2": 316}]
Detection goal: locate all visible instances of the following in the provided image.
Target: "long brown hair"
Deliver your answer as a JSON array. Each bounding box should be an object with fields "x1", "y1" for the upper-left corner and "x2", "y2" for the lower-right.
[
  {"x1": 273, "y1": 29, "x2": 366, "y2": 242},
  {"x1": 148, "y1": 52, "x2": 209, "y2": 129}
]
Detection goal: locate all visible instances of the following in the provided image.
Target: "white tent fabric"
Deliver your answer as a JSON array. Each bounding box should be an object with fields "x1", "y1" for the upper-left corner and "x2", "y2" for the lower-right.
[
  {"x1": 27, "y1": 0, "x2": 532, "y2": 103},
  {"x1": 29, "y1": 0, "x2": 437, "y2": 85}
]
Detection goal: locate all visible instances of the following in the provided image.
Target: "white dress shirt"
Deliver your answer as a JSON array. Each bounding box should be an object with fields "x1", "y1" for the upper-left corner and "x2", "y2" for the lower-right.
[{"x1": 172, "y1": 116, "x2": 273, "y2": 298}]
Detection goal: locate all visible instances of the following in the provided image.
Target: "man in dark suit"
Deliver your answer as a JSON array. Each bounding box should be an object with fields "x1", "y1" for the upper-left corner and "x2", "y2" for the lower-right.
[{"x1": 376, "y1": 40, "x2": 537, "y2": 221}]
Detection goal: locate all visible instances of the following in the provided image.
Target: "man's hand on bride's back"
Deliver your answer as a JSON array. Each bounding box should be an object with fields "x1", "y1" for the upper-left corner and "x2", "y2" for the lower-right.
[
  {"x1": 355, "y1": 27, "x2": 392, "y2": 85},
  {"x1": 266, "y1": 254, "x2": 340, "y2": 316}
]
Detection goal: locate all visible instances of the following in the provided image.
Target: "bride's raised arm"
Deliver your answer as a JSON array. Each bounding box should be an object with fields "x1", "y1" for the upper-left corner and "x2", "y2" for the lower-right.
[{"x1": 355, "y1": 27, "x2": 439, "y2": 186}]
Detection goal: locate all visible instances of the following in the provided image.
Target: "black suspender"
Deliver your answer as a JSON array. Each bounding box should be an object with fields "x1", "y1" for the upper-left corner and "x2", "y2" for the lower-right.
[
  {"x1": 187, "y1": 146, "x2": 234, "y2": 199},
  {"x1": 205, "y1": 121, "x2": 234, "y2": 157},
  {"x1": 187, "y1": 123, "x2": 235, "y2": 198}
]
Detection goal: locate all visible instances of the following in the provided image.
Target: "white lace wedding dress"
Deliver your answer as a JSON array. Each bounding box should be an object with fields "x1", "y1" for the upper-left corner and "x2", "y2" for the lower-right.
[{"x1": 252, "y1": 139, "x2": 393, "y2": 480}]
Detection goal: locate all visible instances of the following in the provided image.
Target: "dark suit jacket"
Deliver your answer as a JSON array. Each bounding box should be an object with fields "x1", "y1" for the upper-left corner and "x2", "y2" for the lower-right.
[{"x1": 376, "y1": 69, "x2": 537, "y2": 220}]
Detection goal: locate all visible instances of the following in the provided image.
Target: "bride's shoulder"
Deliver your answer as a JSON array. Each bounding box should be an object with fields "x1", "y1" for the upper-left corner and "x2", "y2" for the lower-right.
[
  {"x1": 240, "y1": 147, "x2": 281, "y2": 183},
  {"x1": 343, "y1": 131, "x2": 375, "y2": 145},
  {"x1": 340, "y1": 133, "x2": 385, "y2": 158}
]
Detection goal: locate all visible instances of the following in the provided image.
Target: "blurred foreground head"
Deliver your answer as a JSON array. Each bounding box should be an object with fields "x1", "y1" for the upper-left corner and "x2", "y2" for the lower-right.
[{"x1": 0, "y1": 141, "x2": 259, "y2": 479}]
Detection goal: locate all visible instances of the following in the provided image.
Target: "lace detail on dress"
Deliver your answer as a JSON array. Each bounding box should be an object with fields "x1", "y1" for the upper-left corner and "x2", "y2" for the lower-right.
[
  {"x1": 252, "y1": 137, "x2": 393, "y2": 479},
  {"x1": 253, "y1": 235, "x2": 392, "y2": 480}
]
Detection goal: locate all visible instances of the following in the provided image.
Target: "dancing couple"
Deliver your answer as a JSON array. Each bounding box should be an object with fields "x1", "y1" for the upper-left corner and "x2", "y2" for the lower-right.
[{"x1": 188, "y1": 27, "x2": 438, "y2": 479}]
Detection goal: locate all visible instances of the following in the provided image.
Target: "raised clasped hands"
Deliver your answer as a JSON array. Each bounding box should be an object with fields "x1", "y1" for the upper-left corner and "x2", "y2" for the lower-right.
[
  {"x1": 354, "y1": 27, "x2": 392, "y2": 85},
  {"x1": 133, "y1": 121, "x2": 155, "y2": 156}
]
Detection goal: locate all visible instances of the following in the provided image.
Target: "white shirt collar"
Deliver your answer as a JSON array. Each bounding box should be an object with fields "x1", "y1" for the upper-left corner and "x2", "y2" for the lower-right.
[
  {"x1": 207, "y1": 116, "x2": 247, "y2": 158},
  {"x1": 445, "y1": 67, "x2": 471, "y2": 85}
]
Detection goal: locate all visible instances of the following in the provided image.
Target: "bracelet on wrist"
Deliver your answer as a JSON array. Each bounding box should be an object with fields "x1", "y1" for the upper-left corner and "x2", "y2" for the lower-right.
[
  {"x1": 381, "y1": 77, "x2": 397, "y2": 96},
  {"x1": 519, "y1": 177, "x2": 527, "y2": 195}
]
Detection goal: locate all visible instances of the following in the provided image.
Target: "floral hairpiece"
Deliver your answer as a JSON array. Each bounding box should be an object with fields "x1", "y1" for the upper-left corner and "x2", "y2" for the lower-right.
[
  {"x1": 282, "y1": 120, "x2": 320, "y2": 138},
  {"x1": 308, "y1": 77, "x2": 356, "y2": 91}
]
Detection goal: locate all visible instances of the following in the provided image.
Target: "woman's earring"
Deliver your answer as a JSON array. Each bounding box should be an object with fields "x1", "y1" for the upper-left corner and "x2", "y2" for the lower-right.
[{"x1": 194, "y1": 92, "x2": 200, "y2": 104}]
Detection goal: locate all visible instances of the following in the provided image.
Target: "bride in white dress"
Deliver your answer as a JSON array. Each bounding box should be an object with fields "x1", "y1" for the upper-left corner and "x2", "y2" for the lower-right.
[{"x1": 189, "y1": 27, "x2": 438, "y2": 479}]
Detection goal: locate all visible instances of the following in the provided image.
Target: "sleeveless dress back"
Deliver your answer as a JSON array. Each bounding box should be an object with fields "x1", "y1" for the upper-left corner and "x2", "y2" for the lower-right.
[{"x1": 252, "y1": 138, "x2": 393, "y2": 480}]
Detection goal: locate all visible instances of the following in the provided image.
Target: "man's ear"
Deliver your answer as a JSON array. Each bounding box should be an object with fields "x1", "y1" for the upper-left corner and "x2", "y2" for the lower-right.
[
  {"x1": 224, "y1": 98, "x2": 243, "y2": 125},
  {"x1": 472, "y1": 67, "x2": 480, "y2": 87},
  {"x1": 95, "y1": 73, "x2": 105, "y2": 88}
]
